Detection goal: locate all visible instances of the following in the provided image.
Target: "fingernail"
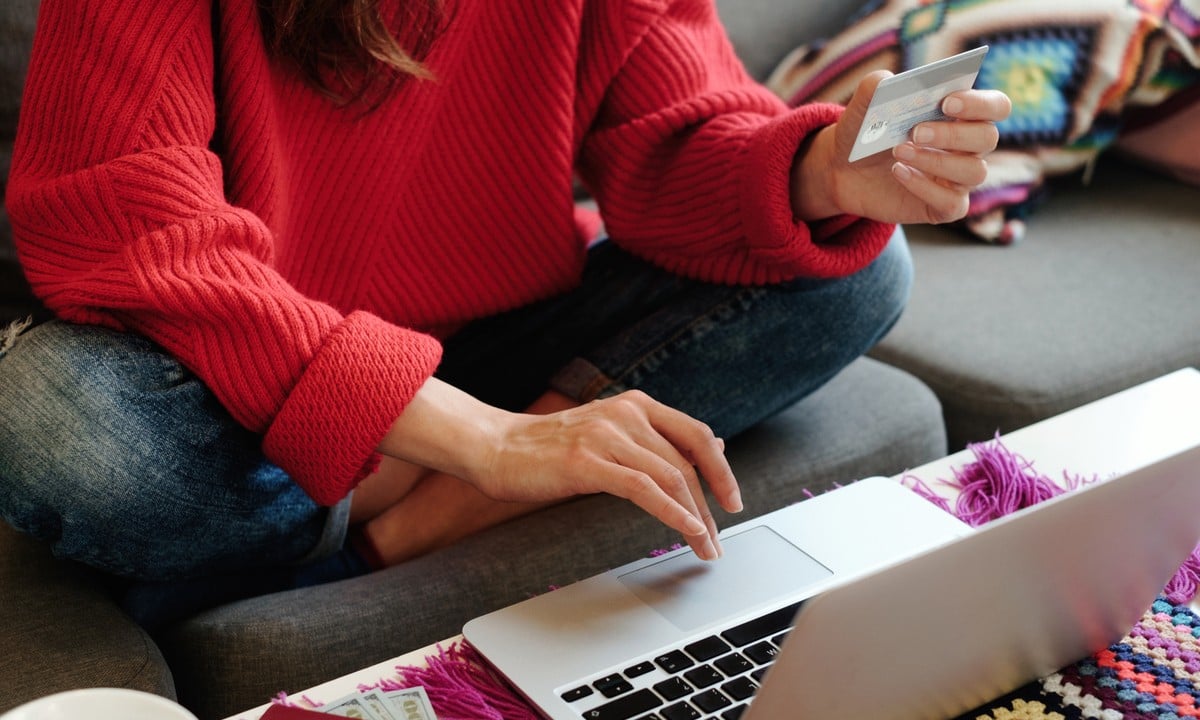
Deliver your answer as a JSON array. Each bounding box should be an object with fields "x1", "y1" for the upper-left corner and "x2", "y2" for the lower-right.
[
  {"x1": 942, "y1": 97, "x2": 964, "y2": 115},
  {"x1": 729, "y1": 488, "x2": 744, "y2": 513},
  {"x1": 892, "y1": 162, "x2": 913, "y2": 181},
  {"x1": 684, "y1": 515, "x2": 706, "y2": 535},
  {"x1": 913, "y1": 126, "x2": 934, "y2": 144},
  {"x1": 704, "y1": 537, "x2": 720, "y2": 561},
  {"x1": 894, "y1": 143, "x2": 917, "y2": 161}
]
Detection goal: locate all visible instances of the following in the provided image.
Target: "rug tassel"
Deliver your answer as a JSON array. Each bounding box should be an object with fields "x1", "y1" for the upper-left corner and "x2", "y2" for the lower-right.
[
  {"x1": 901, "y1": 434, "x2": 1070, "y2": 525},
  {"x1": 951, "y1": 434, "x2": 1078, "y2": 526},
  {"x1": 905, "y1": 435, "x2": 1200, "y2": 603},
  {"x1": 1164, "y1": 545, "x2": 1200, "y2": 605},
  {"x1": 386, "y1": 642, "x2": 539, "y2": 720}
]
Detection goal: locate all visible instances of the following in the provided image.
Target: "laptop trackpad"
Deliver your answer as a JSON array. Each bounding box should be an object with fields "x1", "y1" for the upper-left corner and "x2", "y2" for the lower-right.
[{"x1": 617, "y1": 526, "x2": 832, "y2": 632}]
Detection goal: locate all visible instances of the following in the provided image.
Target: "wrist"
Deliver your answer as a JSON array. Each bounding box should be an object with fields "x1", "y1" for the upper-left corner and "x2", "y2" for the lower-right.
[
  {"x1": 377, "y1": 377, "x2": 509, "y2": 484},
  {"x1": 789, "y1": 125, "x2": 842, "y2": 221}
]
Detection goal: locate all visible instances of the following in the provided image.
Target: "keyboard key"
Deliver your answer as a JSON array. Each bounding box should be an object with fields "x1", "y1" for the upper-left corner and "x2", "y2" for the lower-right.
[
  {"x1": 692, "y1": 689, "x2": 732, "y2": 714},
  {"x1": 654, "y1": 650, "x2": 695, "y2": 674},
  {"x1": 721, "y1": 704, "x2": 748, "y2": 720},
  {"x1": 660, "y1": 702, "x2": 700, "y2": 720},
  {"x1": 625, "y1": 661, "x2": 655, "y2": 678},
  {"x1": 583, "y1": 689, "x2": 663, "y2": 720},
  {"x1": 683, "y1": 665, "x2": 722, "y2": 689},
  {"x1": 722, "y1": 677, "x2": 757, "y2": 701},
  {"x1": 595, "y1": 673, "x2": 634, "y2": 698},
  {"x1": 751, "y1": 667, "x2": 769, "y2": 683},
  {"x1": 743, "y1": 641, "x2": 779, "y2": 665},
  {"x1": 653, "y1": 677, "x2": 693, "y2": 701},
  {"x1": 562, "y1": 685, "x2": 593, "y2": 703},
  {"x1": 684, "y1": 635, "x2": 731, "y2": 662},
  {"x1": 720, "y1": 602, "x2": 802, "y2": 648},
  {"x1": 772, "y1": 631, "x2": 790, "y2": 647},
  {"x1": 713, "y1": 653, "x2": 753, "y2": 677}
]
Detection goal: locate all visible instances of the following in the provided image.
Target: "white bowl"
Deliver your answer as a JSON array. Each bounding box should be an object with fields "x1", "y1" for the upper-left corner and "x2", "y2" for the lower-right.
[{"x1": 0, "y1": 689, "x2": 198, "y2": 720}]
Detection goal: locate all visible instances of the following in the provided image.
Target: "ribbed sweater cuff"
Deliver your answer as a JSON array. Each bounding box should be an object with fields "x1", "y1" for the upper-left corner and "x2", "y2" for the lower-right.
[
  {"x1": 264, "y1": 311, "x2": 443, "y2": 506},
  {"x1": 740, "y1": 102, "x2": 895, "y2": 279}
]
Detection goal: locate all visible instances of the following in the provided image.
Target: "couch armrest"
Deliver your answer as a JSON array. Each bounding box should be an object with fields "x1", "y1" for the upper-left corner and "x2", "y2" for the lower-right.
[{"x1": 0, "y1": 523, "x2": 177, "y2": 712}]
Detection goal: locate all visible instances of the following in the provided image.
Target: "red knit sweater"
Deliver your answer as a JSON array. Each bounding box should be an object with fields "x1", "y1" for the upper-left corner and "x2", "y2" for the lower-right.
[{"x1": 8, "y1": 0, "x2": 894, "y2": 505}]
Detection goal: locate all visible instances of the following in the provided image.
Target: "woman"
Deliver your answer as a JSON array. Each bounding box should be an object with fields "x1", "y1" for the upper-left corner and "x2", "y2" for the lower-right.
[{"x1": 0, "y1": 0, "x2": 1009, "y2": 619}]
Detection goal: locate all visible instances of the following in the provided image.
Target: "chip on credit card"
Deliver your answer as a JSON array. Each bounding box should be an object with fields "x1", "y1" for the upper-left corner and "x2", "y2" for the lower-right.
[{"x1": 848, "y1": 45, "x2": 990, "y2": 162}]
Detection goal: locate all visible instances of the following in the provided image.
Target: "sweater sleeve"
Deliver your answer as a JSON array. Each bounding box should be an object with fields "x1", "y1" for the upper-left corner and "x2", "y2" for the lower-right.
[
  {"x1": 577, "y1": 0, "x2": 895, "y2": 284},
  {"x1": 6, "y1": 0, "x2": 441, "y2": 505}
]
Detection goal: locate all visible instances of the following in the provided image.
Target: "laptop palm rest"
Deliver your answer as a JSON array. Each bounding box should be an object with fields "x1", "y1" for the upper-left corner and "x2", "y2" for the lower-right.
[{"x1": 618, "y1": 526, "x2": 831, "y2": 633}]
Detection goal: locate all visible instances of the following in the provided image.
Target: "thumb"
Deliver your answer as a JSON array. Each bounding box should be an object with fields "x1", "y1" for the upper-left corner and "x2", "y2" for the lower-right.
[{"x1": 835, "y1": 70, "x2": 892, "y2": 160}]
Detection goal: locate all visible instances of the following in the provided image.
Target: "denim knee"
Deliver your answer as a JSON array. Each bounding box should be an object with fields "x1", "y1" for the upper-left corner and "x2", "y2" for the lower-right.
[
  {"x1": 840, "y1": 225, "x2": 914, "y2": 352},
  {"x1": 769, "y1": 226, "x2": 913, "y2": 383},
  {"x1": 751, "y1": 225, "x2": 913, "y2": 395},
  {"x1": 0, "y1": 321, "x2": 332, "y2": 580},
  {"x1": 561, "y1": 228, "x2": 913, "y2": 440}
]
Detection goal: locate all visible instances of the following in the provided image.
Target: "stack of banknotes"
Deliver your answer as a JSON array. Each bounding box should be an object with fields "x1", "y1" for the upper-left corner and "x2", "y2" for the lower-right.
[{"x1": 260, "y1": 687, "x2": 437, "y2": 720}]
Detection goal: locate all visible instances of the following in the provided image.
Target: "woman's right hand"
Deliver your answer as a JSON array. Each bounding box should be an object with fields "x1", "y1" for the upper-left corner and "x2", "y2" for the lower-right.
[
  {"x1": 377, "y1": 378, "x2": 741, "y2": 560},
  {"x1": 483, "y1": 390, "x2": 741, "y2": 560}
]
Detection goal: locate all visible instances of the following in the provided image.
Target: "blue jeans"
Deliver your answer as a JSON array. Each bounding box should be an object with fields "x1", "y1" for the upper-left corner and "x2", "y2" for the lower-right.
[{"x1": 0, "y1": 231, "x2": 911, "y2": 613}]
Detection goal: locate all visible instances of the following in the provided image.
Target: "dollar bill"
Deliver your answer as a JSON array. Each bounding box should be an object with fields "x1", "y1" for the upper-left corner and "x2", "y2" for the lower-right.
[
  {"x1": 358, "y1": 690, "x2": 401, "y2": 720},
  {"x1": 321, "y1": 693, "x2": 386, "y2": 720},
  {"x1": 321, "y1": 687, "x2": 437, "y2": 720},
  {"x1": 383, "y1": 687, "x2": 438, "y2": 720}
]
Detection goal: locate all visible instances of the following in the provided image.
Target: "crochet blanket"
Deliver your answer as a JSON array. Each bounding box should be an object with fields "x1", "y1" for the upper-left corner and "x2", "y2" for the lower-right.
[
  {"x1": 962, "y1": 597, "x2": 1200, "y2": 720},
  {"x1": 766, "y1": 0, "x2": 1200, "y2": 244},
  {"x1": 273, "y1": 439, "x2": 1200, "y2": 719}
]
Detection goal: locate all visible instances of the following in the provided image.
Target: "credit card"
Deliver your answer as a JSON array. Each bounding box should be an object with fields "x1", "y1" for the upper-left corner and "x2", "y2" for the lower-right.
[{"x1": 848, "y1": 45, "x2": 990, "y2": 162}]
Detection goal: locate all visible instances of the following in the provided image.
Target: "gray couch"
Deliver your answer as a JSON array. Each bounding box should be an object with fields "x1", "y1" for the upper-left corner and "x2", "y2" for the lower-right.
[{"x1": 1, "y1": 2, "x2": 1196, "y2": 719}]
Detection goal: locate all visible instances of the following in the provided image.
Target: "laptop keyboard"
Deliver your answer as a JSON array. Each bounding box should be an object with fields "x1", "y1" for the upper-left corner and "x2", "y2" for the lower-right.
[{"x1": 561, "y1": 600, "x2": 803, "y2": 720}]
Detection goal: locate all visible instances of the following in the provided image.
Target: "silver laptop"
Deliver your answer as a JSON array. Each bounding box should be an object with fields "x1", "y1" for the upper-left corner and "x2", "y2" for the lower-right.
[{"x1": 463, "y1": 442, "x2": 1200, "y2": 720}]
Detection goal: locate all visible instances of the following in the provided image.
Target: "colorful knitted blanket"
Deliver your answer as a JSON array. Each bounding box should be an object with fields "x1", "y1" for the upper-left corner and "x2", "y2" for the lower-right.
[
  {"x1": 959, "y1": 597, "x2": 1200, "y2": 719},
  {"x1": 766, "y1": 0, "x2": 1200, "y2": 244},
  {"x1": 275, "y1": 439, "x2": 1200, "y2": 719}
]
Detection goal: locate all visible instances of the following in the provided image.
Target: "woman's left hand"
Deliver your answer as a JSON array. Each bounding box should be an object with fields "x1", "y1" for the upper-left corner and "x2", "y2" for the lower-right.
[{"x1": 792, "y1": 70, "x2": 1012, "y2": 226}]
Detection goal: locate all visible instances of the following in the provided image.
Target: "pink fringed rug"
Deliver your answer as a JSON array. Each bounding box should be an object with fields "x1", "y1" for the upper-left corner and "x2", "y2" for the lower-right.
[{"x1": 274, "y1": 438, "x2": 1200, "y2": 719}]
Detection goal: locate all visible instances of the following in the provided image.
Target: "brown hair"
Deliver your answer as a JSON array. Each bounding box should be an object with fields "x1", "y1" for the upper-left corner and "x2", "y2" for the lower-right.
[{"x1": 258, "y1": 0, "x2": 445, "y2": 105}]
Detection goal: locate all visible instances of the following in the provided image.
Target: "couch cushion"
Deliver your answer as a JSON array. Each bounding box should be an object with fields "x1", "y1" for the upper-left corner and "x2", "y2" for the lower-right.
[
  {"x1": 0, "y1": 0, "x2": 36, "y2": 138},
  {"x1": 0, "y1": 522, "x2": 177, "y2": 713},
  {"x1": 871, "y1": 158, "x2": 1200, "y2": 450},
  {"x1": 1, "y1": 0, "x2": 47, "y2": 327},
  {"x1": 159, "y1": 357, "x2": 946, "y2": 720}
]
